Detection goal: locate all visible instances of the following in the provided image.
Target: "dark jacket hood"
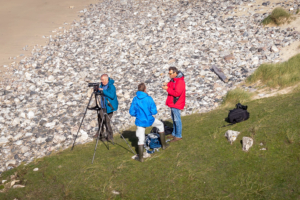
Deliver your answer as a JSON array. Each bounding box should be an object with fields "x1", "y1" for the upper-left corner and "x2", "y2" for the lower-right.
[
  {"x1": 171, "y1": 71, "x2": 184, "y2": 82},
  {"x1": 176, "y1": 71, "x2": 184, "y2": 78}
]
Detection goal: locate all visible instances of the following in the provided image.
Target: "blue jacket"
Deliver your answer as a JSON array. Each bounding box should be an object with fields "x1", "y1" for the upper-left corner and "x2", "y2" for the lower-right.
[
  {"x1": 100, "y1": 78, "x2": 118, "y2": 114},
  {"x1": 129, "y1": 91, "x2": 157, "y2": 127}
]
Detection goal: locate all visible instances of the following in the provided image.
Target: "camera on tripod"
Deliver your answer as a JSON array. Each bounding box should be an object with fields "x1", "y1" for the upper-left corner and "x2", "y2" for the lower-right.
[
  {"x1": 72, "y1": 82, "x2": 135, "y2": 163},
  {"x1": 88, "y1": 83, "x2": 103, "y2": 94}
]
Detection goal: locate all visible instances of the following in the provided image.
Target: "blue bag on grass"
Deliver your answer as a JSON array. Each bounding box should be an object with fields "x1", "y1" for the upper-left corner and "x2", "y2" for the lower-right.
[{"x1": 145, "y1": 133, "x2": 161, "y2": 154}]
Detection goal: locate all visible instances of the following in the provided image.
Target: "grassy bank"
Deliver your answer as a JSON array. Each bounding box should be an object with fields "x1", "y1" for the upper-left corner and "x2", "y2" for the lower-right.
[
  {"x1": 1, "y1": 89, "x2": 300, "y2": 199},
  {"x1": 222, "y1": 88, "x2": 252, "y2": 107},
  {"x1": 247, "y1": 54, "x2": 300, "y2": 88}
]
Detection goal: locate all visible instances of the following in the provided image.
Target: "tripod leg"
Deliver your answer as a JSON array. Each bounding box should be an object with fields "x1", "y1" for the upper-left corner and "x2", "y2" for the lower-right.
[
  {"x1": 105, "y1": 114, "x2": 136, "y2": 155},
  {"x1": 119, "y1": 133, "x2": 135, "y2": 155},
  {"x1": 92, "y1": 138, "x2": 100, "y2": 164},
  {"x1": 92, "y1": 110, "x2": 106, "y2": 164},
  {"x1": 71, "y1": 92, "x2": 94, "y2": 151}
]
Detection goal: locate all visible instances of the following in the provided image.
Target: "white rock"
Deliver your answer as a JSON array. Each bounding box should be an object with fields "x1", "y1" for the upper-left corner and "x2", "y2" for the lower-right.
[
  {"x1": 53, "y1": 134, "x2": 66, "y2": 143},
  {"x1": 2, "y1": 180, "x2": 7, "y2": 184},
  {"x1": 29, "y1": 85, "x2": 36, "y2": 91},
  {"x1": 14, "y1": 98, "x2": 20, "y2": 104},
  {"x1": 45, "y1": 121, "x2": 56, "y2": 129},
  {"x1": 0, "y1": 137, "x2": 9, "y2": 145},
  {"x1": 12, "y1": 118, "x2": 20, "y2": 126},
  {"x1": 47, "y1": 75, "x2": 55, "y2": 82},
  {"x1": 124, "y1": 93, "x2": 130, "y2": 99},
  {"x1": 19, "y1": 112, "x2": 26, "y2": 118},
  {"x1": 78, "y1": 130, "x2": 89, "y2": 142},
  {"x1": 14, "y1": 140, "x2": 23, "y2": 146},
  {"x1": 6, "y1": 159, "x2": 16, "y2": 167},
  {"x1": 112, "y1": 190, "x2": 120, "y2": 195},
  {"x1": 13, "y1": 133, "x2": 23, "y2": 141},
  {"x1": 120, "y1": 0, "x2": 127, "y2": 5},
  {"x1": 270, "y1": 45, "x2": 279, "y2": 52},
  {"x1": 35, "y1": 137, "x2": 46, "y2": 144},
  {"x1": 33, "y1": 168, "x2": 39, "y2": 171},
  {"x1": 27, "y1": 111, "x2": 35, "y2": 119},
  {"x1": 13, "y1": 185, "x2": 25, "y2": 188},
  {"x1": 242, "y1": 137, "x2": 253, "y2": 152},
  {"x1": 116, "y1": 90, "x2": 123, "y2": 97},
  {"x1": 21, "y1": 146, "x2": 30, "y2": 153},
  {"x1": 24, "y1": 152, "x2": 32, "y2": 157},
  {"x1": 224, "y1": 130, "x2": 240, "y2": 144},
  {"x1": 24, "y1": 133, "x2": 33, "y2": 137},
  {"x1": 25, "y1": 72, "x2": 32, "y2": 80}
]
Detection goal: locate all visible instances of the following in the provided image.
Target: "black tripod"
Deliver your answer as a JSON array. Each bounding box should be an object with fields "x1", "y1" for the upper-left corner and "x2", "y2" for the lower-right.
[{"x1": 71, "y1": 90, "x2": 135, "y2": 164}]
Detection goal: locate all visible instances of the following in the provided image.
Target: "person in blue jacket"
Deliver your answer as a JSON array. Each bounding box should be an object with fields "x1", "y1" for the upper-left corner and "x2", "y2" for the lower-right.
[
  {"x1": 129, "y1": 83, "x2": 169, "y2": 162},
  {"x1": 94, "y1": 74, "x2": 118, "y2": 142}
]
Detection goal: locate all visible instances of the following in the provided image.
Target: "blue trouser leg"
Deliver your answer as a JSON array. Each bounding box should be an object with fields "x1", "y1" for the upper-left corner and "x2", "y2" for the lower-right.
[
  {"x1": 171, "y1": 109, "x2": 176, "y2": 137},
  {"x1": 171, "y1": 108, "x2": 182, "y2": 138}
]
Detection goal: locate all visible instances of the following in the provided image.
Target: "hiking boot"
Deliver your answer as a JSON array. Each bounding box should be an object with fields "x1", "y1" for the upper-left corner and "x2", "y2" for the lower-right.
[
  {"x1": 138, "y1": 145, "x2": 144, "y2": 162},
  {"x1": 159, "y1": 132, "x2": 169, "y2": 150},
  {"x1": 170, "y1": 137, "x2": 182, "y2": 142},
  {"x1": 166, "y1": 135, "x2": 174, "y2": 139}
]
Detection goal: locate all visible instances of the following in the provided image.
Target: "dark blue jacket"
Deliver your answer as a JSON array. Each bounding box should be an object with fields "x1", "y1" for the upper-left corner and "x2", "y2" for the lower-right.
[
  {"x1": 129, "y1": 91, "x2": 157, "y2": 127},
  {"x1": 100, "y1": 78, "x2": 118, "y2": 114}
]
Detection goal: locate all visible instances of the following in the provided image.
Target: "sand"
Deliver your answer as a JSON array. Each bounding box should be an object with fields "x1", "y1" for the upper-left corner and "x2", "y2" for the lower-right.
[{"x1": 0, "y1": 0, "x2": 99, "y2": 81}]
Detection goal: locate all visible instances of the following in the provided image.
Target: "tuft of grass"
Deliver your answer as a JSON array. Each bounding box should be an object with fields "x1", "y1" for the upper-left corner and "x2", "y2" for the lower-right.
[
  {"x1": 262, "y1": 7, "x2": 291, "y2": 25},
  {"x1": 247, "y1": 54, "x2": 300, "y2": 88},
  {"x1": 222, "y1": 88, "x2": 252, "y2": 107},
  {"x1": 285, "y1": 129, "x2": 297, "y2": 144}
]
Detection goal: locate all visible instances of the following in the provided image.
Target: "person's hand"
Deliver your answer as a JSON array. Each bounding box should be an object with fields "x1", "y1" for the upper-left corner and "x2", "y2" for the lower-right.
[
  {"x1": 163, "y1": 82, "x2": 168, "y2": 86},
  {"x1": 162, "y1": 86, "x2": 168, "y2": 90},
  {"x1": 99, "y1": 88, "x2": 103, "y2": 91}
]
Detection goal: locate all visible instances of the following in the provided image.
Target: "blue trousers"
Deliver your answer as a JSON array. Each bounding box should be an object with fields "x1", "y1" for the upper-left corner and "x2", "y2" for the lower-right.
[{"x1": 171, "y1": 108, "x2": 182, "y2": 138}]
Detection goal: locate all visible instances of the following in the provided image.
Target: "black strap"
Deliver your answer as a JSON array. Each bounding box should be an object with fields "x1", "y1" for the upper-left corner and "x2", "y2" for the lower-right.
[{"x1": 219, "y1": 123, "x2": 235, "y2": 128}]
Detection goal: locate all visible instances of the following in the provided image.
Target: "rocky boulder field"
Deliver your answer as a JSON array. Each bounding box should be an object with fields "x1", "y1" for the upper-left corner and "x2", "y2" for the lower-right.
[{"x1": 0, "y1": 0, "x2": 299, "y2": 173}]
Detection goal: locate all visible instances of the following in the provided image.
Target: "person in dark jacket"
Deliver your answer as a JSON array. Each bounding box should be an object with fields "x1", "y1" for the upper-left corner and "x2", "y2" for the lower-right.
[
  {"x1": 162, "y1": 67, "x2": 186, "y2": 142},
  {"x1": 129, "y1": 83, "x2": 168, "y2": 162},
  {"x1": 94, "y1": 74, "x2": 118, "y2": 142}
]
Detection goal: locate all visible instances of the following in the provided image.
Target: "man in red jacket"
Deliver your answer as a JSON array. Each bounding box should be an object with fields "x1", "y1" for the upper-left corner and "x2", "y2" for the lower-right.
[{"x1": 162, "y1": 67, "x2": 186, "y2": 142}]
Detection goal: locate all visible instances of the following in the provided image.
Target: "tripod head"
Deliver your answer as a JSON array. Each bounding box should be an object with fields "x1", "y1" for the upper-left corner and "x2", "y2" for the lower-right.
[{"x1": 87, "y1": 83, "x2": 106, "y2": 111}]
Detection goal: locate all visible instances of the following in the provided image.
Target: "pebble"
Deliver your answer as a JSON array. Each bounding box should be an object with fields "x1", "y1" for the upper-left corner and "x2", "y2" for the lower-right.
[
  {"x1": 0, "y1": 0, "x2": 299, "y2": 173},
  {"x1": 13, "y1": 185, "x2": 25, "y2": 188},
  {"x1": 6, "y1": 160, "x2": 16, "y2": 167},
  {"x1": 0, "y1": 137, "x2": 9, "y2": 145},
  {"x1": 33, "y1": 168, "x2": 39, "y2": 171}
]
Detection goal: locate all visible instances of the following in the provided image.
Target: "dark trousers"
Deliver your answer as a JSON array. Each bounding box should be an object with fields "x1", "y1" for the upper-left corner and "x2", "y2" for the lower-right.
[{"x1": 98, "y1": 111, "x2": 114, "y2": 140}]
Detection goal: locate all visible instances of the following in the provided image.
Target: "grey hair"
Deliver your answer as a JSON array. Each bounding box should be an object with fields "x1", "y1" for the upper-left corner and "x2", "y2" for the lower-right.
[{"x1": 101, "y1": 74, "x2": 109, "y2": 79}]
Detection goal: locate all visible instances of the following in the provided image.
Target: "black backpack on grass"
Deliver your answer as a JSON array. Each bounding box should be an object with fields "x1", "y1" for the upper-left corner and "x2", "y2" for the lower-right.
[{"x1": 228, "y1": 103, "x2": 250, "y2": 124}]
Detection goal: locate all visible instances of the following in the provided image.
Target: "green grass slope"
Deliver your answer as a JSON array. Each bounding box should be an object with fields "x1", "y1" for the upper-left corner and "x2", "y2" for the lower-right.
[{"x1": 1, "y1": 91, "x2": 300, "y2": 199}]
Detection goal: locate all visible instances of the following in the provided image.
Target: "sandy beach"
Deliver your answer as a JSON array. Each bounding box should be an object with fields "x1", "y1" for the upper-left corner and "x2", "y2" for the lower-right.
[{"x1": 0, "y1": 0, "x2": 99, "y2": 81}]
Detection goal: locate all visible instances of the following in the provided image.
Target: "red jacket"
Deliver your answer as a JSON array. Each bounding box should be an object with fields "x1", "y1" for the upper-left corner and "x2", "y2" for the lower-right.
[{"x1": 166, "y1": 72, "x2": 186, "y2": 110}]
